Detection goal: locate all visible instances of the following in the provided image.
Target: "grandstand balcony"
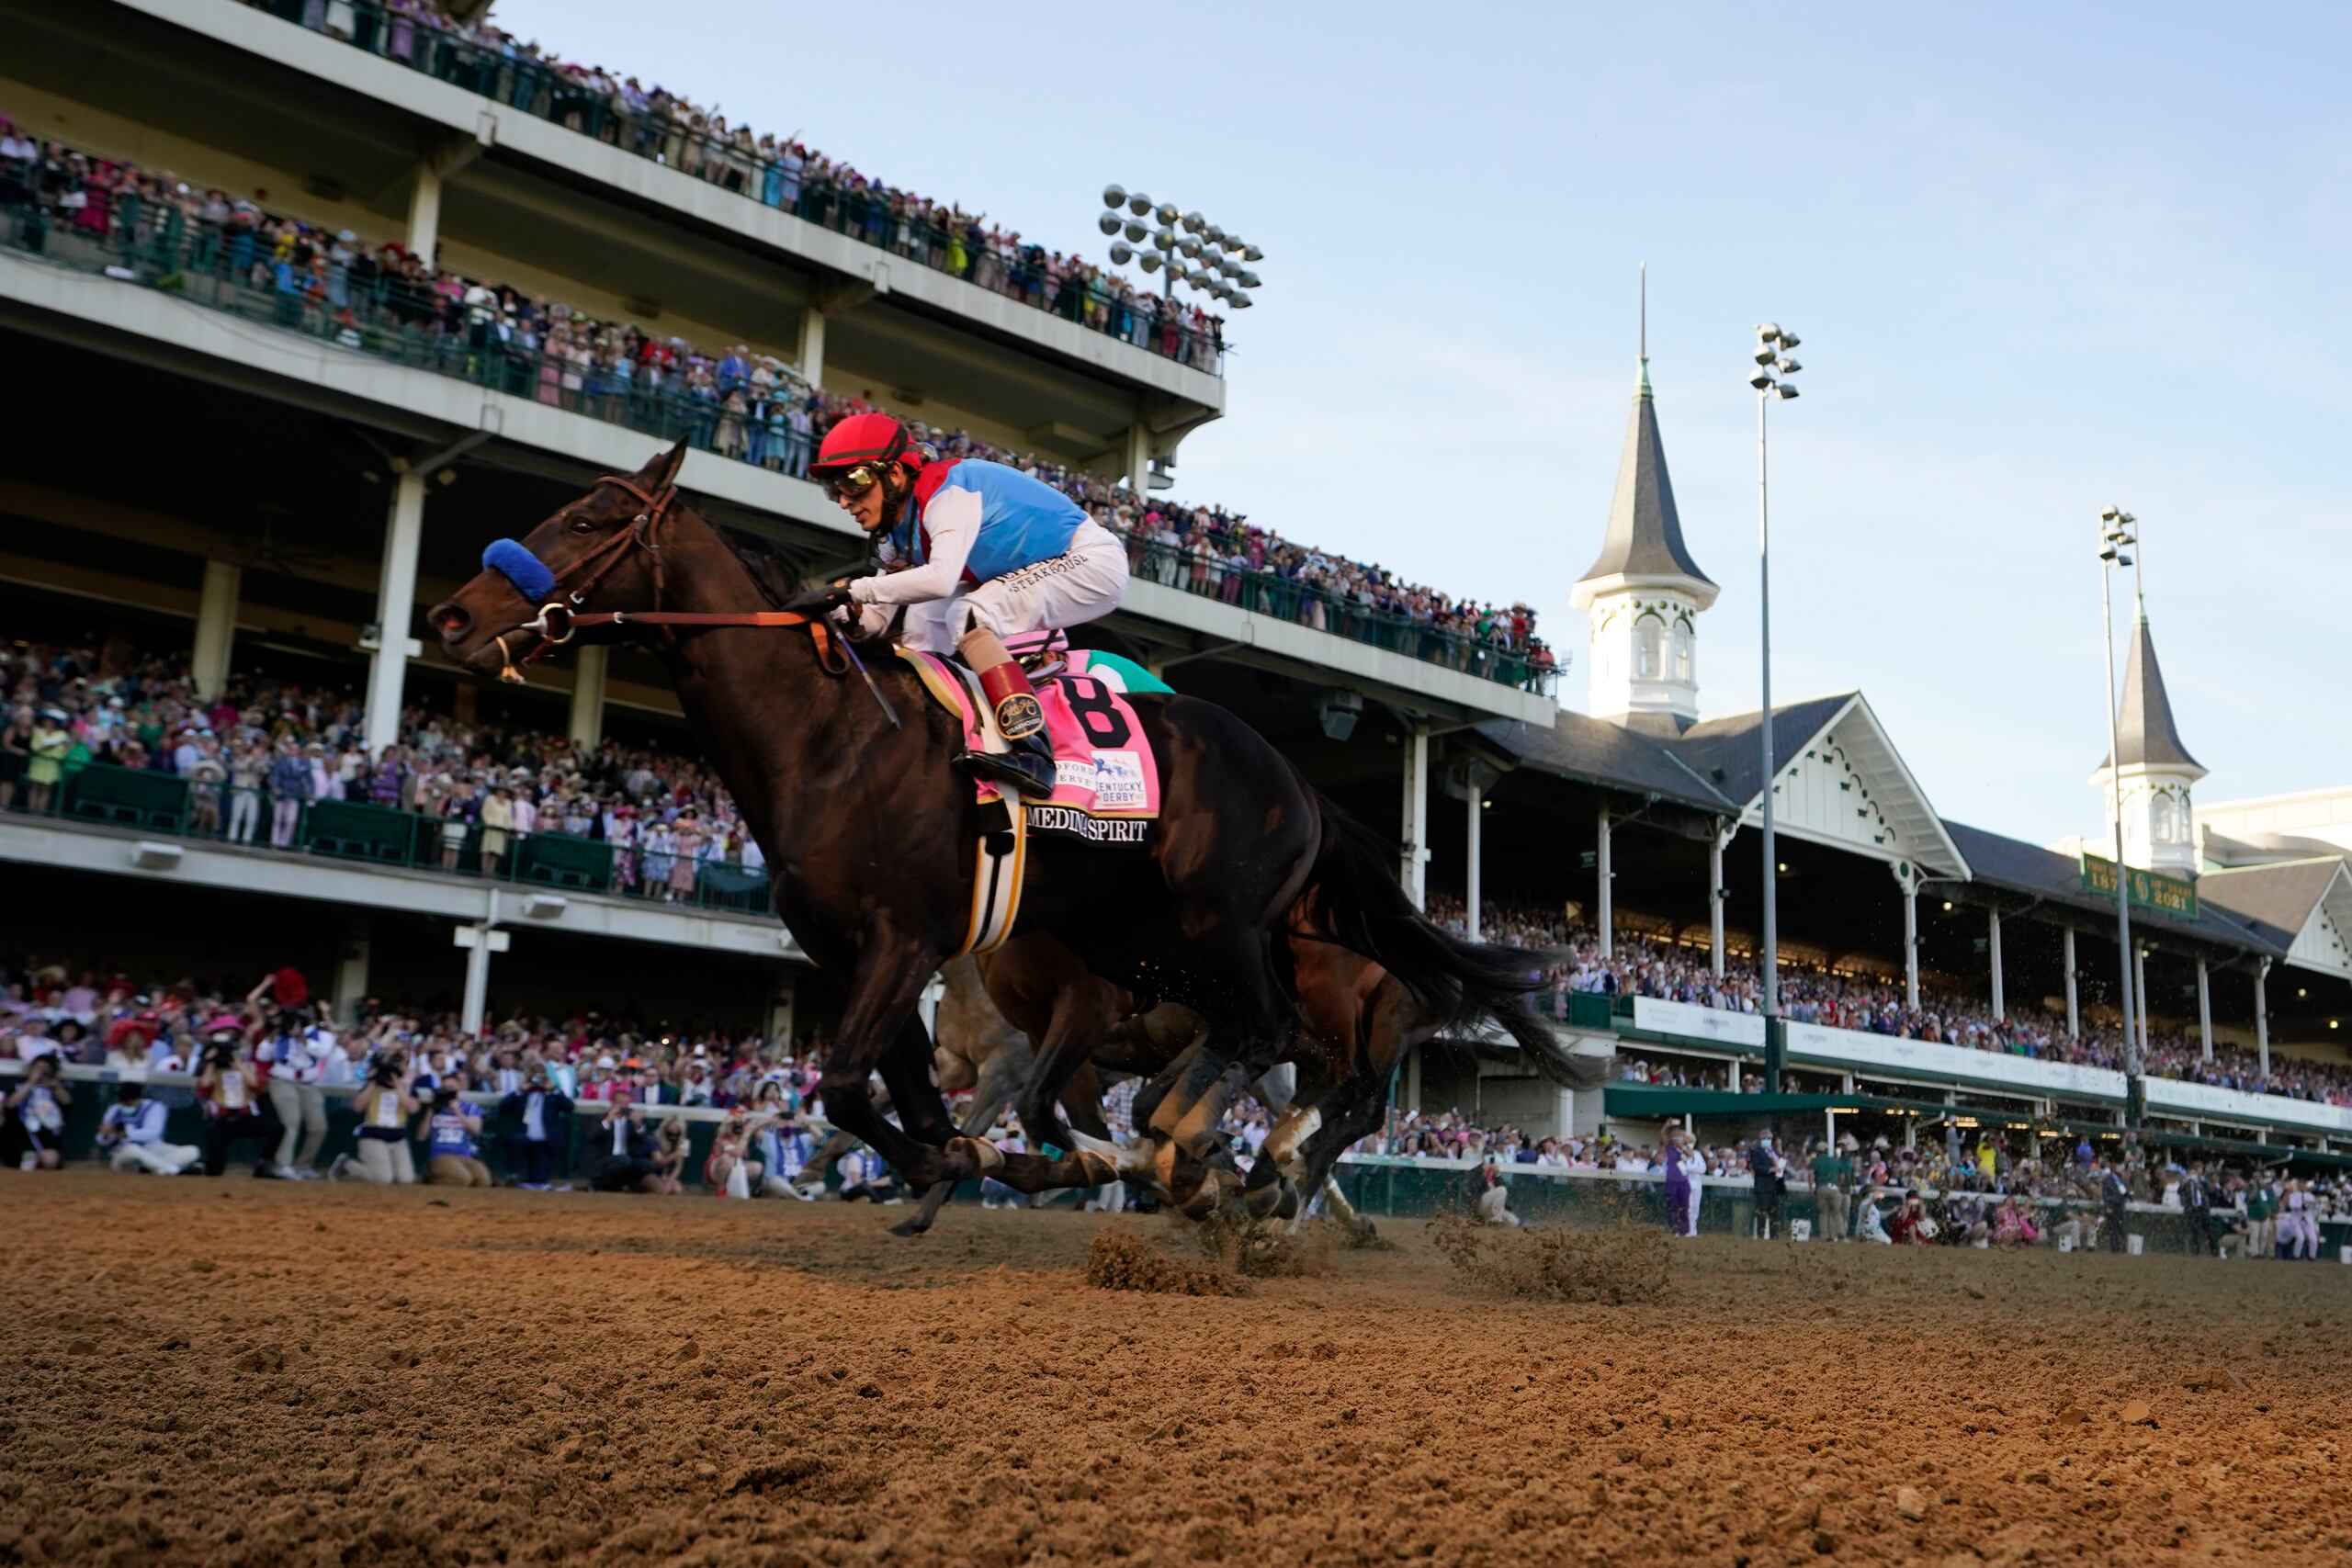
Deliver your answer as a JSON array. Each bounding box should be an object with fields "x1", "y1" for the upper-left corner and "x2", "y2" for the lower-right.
[
  {"x1": 4, "y1": 0, "x2": 1227, "y2": 478},
  {"x1": 0, "y1": 209, "x2": 1552, "y2": 726}
]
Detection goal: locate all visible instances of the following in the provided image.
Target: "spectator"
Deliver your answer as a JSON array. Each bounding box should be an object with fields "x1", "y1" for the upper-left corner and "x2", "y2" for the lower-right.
[
  {"x1": 1748, "y1": 1134, "x2": 1786, "y2": 1240},
  {"x1": 1886, "y1": 1192, "x2": 1935, "y2": 1245},
  {"x1": 835, "y1": 1143, "x2": 897, "y2": 1203},
  {"x1": 1473, "y1": 1157, "x2": 1521, "y2": 1227},
  {"x1": 1808, "y1": 1137, "x2": 1851, "y2": 1243},
  {"x1": 196, "y1": 1025, "x2": 277, "y2": 1177},
  {"x1": 499, "y1": 1065, "x2": 570, "y2": 1190},
  {"x1": 588, "y1": 1091, "x2": 665, "y2": 1193},
  {"x1": 95, "y1": 1079, "x2": 201, "y2": 1174},
  {"x1": 331, "y1": 1048, "x2": 418, "y2": 1185},
  {"x1": 421, "y1": 1084, "x2": 492, "y2": 1187},
  {"x1": 247, "y1": 970, "x2": 329, "y2": 1179},
  {"x1": 5, "y1": 1054, "x2": 70, "y2": 1168},
  {"x1": 265, "y1": 739, "x2": 311, "y2": 847}
]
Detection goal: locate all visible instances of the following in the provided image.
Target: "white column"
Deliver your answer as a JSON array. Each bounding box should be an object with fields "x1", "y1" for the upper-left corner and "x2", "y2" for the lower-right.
[
  {"x1": 406, "y1": 163, "x2": 444, "y2": 270},
  {"x1": 2063, "y1": 927, "x2": 2080, "y2": 1036},
  {"x1": 456, "y1": 897, "x2": 505, "y2": 1038},
  {"x1": 2195, "y1": 957, "x2": 2212, "y2": 1061},
  {"x1": 1727, "y1": 1058, "x2": 1741, "y2": 1092},
  {"x1": 1404, "y1": 1046, "x2": 1422, "y2": 1115},
  {"x1": 333, "y1": 924, "x2": 371, "y2": 1027},
  {"x1": 2255, "y1": 957, "x2": 2270, "y2": 1076},
  {"x1": 1463, "y1": 779, "x2": 1483, "y2": 942},
  {"x1": 191, "y1": 558, "x2": 242, "y2": 702},
  {"x1": 460, "y1": 937, "x2": 492, "y2": 1037},
  {"x1": 364, "y1": 470, "x2": 427, "y2": 757},
  {"x1": 1895, "y1": 864, "x2": 1919, "y2": 1010},
  {"x1": 1709, "y1": 823, "x2": 1732, "y2": 979},
  {"x1": 1398, "y1": 726, "x2": 1429, "y2": 908},
  {"x1": 1987, "y1": 908, "x2": 2005, "y2": 1021},
  {"x1": 1124, "y1": 423, "x2": 1152, "y2": 494},
  {"x1": 568, "y1": 644, "x2": 609, "y2": 750},
  {"x1": 2134, "y1": 945, "x2": 2151, "y2": 1058},
  {"x1": 797, "y1": 305, "x2": 827, "y2": 388},
  {"x1": 1596, "y1": 806, "x2": 1614, "y2": 961}
]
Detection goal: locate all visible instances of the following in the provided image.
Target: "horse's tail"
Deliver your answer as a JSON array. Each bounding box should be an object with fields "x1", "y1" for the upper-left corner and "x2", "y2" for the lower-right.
[{"x1": 1299, "y1": 795, "x2": 1606, "y2": 1091}]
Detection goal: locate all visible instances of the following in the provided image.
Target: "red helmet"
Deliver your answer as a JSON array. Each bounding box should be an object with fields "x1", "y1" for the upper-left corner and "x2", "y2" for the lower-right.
[{"x1": 809, "y1": 412, "x2": 921, "y2": 479}]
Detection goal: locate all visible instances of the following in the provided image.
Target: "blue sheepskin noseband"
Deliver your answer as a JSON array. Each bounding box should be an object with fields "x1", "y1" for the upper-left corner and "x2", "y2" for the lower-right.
[{"x1": 483, "y1": 539, "x2": 558, "y2": 604}]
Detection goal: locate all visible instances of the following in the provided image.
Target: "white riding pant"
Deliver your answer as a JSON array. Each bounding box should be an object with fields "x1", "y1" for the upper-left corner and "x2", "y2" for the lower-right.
[{"x1": 898, "y1": 520, "x2": 1127, "y2": 655}]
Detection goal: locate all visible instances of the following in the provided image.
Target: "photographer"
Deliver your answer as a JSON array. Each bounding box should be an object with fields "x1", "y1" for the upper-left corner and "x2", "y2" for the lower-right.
[
  {"x1": 499, "y1": 1066, "x2": 571, "y2": 1190},
  {"x1": 96, "y1": 1080, "x2": 201, "y2": 1175},
  {"x1": 589, "y1": 1089, "x2": 666, "y2": 1193},
  {"x1": 248, "y1": 971, "x2": 330, "y2": 1179},
  {"x1": 6, "y1": 1055, "x2": 71, "y2": 1170},
  {"x1": 197, "y1": 1025, "x2": 279, "y2": 1178},
  {"x1": 422, "y1": 1086, "x2": 492, "y2": 1187},
  {"x1": 329, "y1": 1051, "x2": 419, "y2": 1185}
]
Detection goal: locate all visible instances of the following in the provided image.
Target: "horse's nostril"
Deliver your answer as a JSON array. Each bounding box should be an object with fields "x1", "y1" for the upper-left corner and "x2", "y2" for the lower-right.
[{"x1": 435, "y1": 604, "x2": 470, "y2": 636}]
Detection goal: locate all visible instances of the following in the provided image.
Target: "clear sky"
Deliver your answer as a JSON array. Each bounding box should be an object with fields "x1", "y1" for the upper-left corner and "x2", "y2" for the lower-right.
[{"x1": 494, "y1": 0, "x2": 2352, "y2": 846}]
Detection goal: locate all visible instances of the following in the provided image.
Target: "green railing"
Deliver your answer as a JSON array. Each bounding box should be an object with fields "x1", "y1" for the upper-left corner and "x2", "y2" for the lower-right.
[
  {"x1": 0, "y1": 198, "x2": 1551, "y2": 694},
  {"x1": 12, "y1": 763, "x2": 776, "y2": 916},
  {"x1": 235, "y1": 0, "x2": 1224, "y2": 374}
]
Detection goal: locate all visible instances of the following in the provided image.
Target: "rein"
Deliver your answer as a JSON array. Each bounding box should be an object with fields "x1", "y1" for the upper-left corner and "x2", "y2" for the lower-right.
[{"x1": 490, "y1": 473, "x2": 848, "y2": 683}]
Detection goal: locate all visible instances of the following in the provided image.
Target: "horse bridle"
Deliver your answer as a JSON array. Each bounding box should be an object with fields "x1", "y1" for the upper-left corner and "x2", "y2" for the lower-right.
[{"x1": 492, "y1": 473, "x2": 849, "y2": 684}]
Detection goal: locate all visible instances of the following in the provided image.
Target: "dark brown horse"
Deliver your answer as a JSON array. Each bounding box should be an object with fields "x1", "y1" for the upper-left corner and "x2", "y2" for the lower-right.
[{"x1": 429, "y1": 440, "x2": 1568, "y2": 1218}]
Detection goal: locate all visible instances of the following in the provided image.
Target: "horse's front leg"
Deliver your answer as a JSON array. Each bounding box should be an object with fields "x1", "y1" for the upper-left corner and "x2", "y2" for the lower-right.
[
  {"x1": 890, "y1": 1029, "x2": 1027, "y2": 1237},
  {"x1": 815, "y1": 932, "x2": 970, "y2": 1202}
]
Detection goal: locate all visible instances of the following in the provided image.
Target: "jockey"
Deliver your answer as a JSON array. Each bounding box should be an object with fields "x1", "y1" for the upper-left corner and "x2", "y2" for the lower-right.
[{"x1": 803, "y1": 412, "x2": 1128, "y2": 799}]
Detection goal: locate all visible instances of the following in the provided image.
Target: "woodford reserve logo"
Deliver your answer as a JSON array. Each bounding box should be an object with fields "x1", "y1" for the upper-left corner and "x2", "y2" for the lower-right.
[{"x1": 2077, "y1": 852, "x2": 2198, "y2": 919}]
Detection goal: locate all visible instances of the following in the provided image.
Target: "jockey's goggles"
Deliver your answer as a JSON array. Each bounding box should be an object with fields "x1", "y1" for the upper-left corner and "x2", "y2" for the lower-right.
[{"x1": 825, "y1": 463, "x2": 885, "y2": 500}]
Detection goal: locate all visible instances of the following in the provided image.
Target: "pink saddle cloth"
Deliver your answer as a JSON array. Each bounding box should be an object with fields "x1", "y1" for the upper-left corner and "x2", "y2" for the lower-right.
[{"x1": 895, "y1": 649, "x2": 1162, "y2": 826}]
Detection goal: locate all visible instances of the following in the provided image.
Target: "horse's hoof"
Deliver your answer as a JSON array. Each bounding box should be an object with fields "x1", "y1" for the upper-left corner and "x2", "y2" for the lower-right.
[
  {"x1": 1274, "y1": 1183, "x2": 1302, "y2": 1223},
  {"x1": 1179, "y1": 1166, "x2": 1239, "y2": 1221},
  {"x1": 1241, "y1": 1177, "x2": 1291, "y2": 1222},
  {"x1": 887, "y1": 1214, "x2": 933, "y2": 1238},
  {"x1": 948, "y1": 1135, "x2": 1003, "y2": 1174}
]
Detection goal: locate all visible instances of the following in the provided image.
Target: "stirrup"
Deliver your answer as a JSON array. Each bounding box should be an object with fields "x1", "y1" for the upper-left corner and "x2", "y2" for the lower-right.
[{"x1": 956, "y1": 738, "x2": 1055, "y2": 800}]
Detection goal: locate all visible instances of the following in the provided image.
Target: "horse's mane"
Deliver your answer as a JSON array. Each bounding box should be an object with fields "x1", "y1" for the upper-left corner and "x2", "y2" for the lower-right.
[
  {"x1": 714, "y1": 523, "x2": 818, "y2": 610},
  {"x1": 709, "y1": 521, "x2": 904, "y2": 644}
]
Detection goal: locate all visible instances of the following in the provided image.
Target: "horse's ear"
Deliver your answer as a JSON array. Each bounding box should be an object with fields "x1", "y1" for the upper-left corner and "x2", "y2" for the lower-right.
[{"x1": 640, "y1": 436, "x2": 688, "y2": 493}]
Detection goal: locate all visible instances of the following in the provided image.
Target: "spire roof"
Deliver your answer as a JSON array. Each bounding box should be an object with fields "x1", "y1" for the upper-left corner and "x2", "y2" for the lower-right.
[
  {"x1": 1572, "y1": 358, "x2": 1716, "y2": 596},
  {"x1": 2099, "y1": 604, "x2": 2205, "y2": 776}
]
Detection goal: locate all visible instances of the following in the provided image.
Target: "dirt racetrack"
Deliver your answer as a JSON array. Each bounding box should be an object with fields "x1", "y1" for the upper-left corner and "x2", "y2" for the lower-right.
[{"x1": 4, "y1": 1171, "x2": 2347, "y2": 1567}]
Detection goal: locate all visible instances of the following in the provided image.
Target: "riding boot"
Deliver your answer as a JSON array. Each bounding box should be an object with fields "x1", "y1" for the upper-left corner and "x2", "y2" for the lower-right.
[{"x1": 956, "y1": 628, "x2": 1057, "y2": 800}]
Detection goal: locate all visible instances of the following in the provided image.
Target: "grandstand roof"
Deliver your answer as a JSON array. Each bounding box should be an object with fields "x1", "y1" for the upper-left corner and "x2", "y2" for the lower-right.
[
  {"x1": 2097, "y1": 606, "x2": 2205, "y2": 777},
  {"x1": 1476, "y1": 709, "x2": 1737, "y2": 811},
  {"x1": 1570, "y1": 359, "x2": 1716, "y2": 603},
  {"x1": 1670, "y1": 694, "x2": 1857, "y2": 810},
  {"x1": 2200, "y1": 858, "x2": 2352, "y2": 978},
  {"x1": 1938, "y1": 819, "x2": 2293, "y2": 956}
]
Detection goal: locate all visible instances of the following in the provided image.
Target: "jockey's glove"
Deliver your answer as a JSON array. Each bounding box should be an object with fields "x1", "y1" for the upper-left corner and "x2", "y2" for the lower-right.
[{"x1": 783, "y1": 582, "x2": 854, "y2": 616}]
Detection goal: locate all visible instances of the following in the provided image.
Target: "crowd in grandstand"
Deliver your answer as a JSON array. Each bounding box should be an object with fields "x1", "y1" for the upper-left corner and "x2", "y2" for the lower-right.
[
  {"x1": 4, "y1": 942, "x2": 2345, "y2": 1253},
  {"x1": 0, "y1": 637, "x2": 767, "y2": 901},
  {"x1": 8, "y1": 630, "x2": 2348, "y2": 1109},
  {"x1": 240, "y1": 2, "x2": 1226, "y2": 369},
  {"x1": 1425, "y1": 895, "x2": 2352, "y2": 1110},
  {"x1": 0, "y1": 117, "x2": 1552, "y2": 690}
]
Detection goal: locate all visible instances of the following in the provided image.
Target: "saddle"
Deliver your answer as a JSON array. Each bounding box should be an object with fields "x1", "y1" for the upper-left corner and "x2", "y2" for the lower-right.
[{"x1": 895, "y1": 640, "x2": 1168, "y2": 957}]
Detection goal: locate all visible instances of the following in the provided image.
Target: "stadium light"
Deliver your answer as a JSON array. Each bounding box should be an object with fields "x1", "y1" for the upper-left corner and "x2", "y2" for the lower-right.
[
  {"x1": 2097, "y1": 504, "x2": 2144, "y2": 1128},
  {"x1": 1097, "y1": 184, "x2": 1270, "y2": 311},
  {"x1": 1749, "y1": 321, "x2": 1805, "y2": 1096}
]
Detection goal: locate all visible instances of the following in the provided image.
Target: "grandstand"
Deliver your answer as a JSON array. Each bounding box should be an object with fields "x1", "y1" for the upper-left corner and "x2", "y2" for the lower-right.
[{"x1": 3, "y1": 0, "x2": 2349, "y2": 1179}]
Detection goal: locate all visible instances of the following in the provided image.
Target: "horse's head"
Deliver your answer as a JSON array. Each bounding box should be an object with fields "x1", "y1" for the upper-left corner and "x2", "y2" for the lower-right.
[{"x1": 429, "y1": 439, "x2": 688, "y2": 682}]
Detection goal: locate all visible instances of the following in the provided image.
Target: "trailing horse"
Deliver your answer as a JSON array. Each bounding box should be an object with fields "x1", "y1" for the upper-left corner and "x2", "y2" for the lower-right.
[{"x1": 429, "y1": 440, "x2": 1569, "y2": 1220}]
